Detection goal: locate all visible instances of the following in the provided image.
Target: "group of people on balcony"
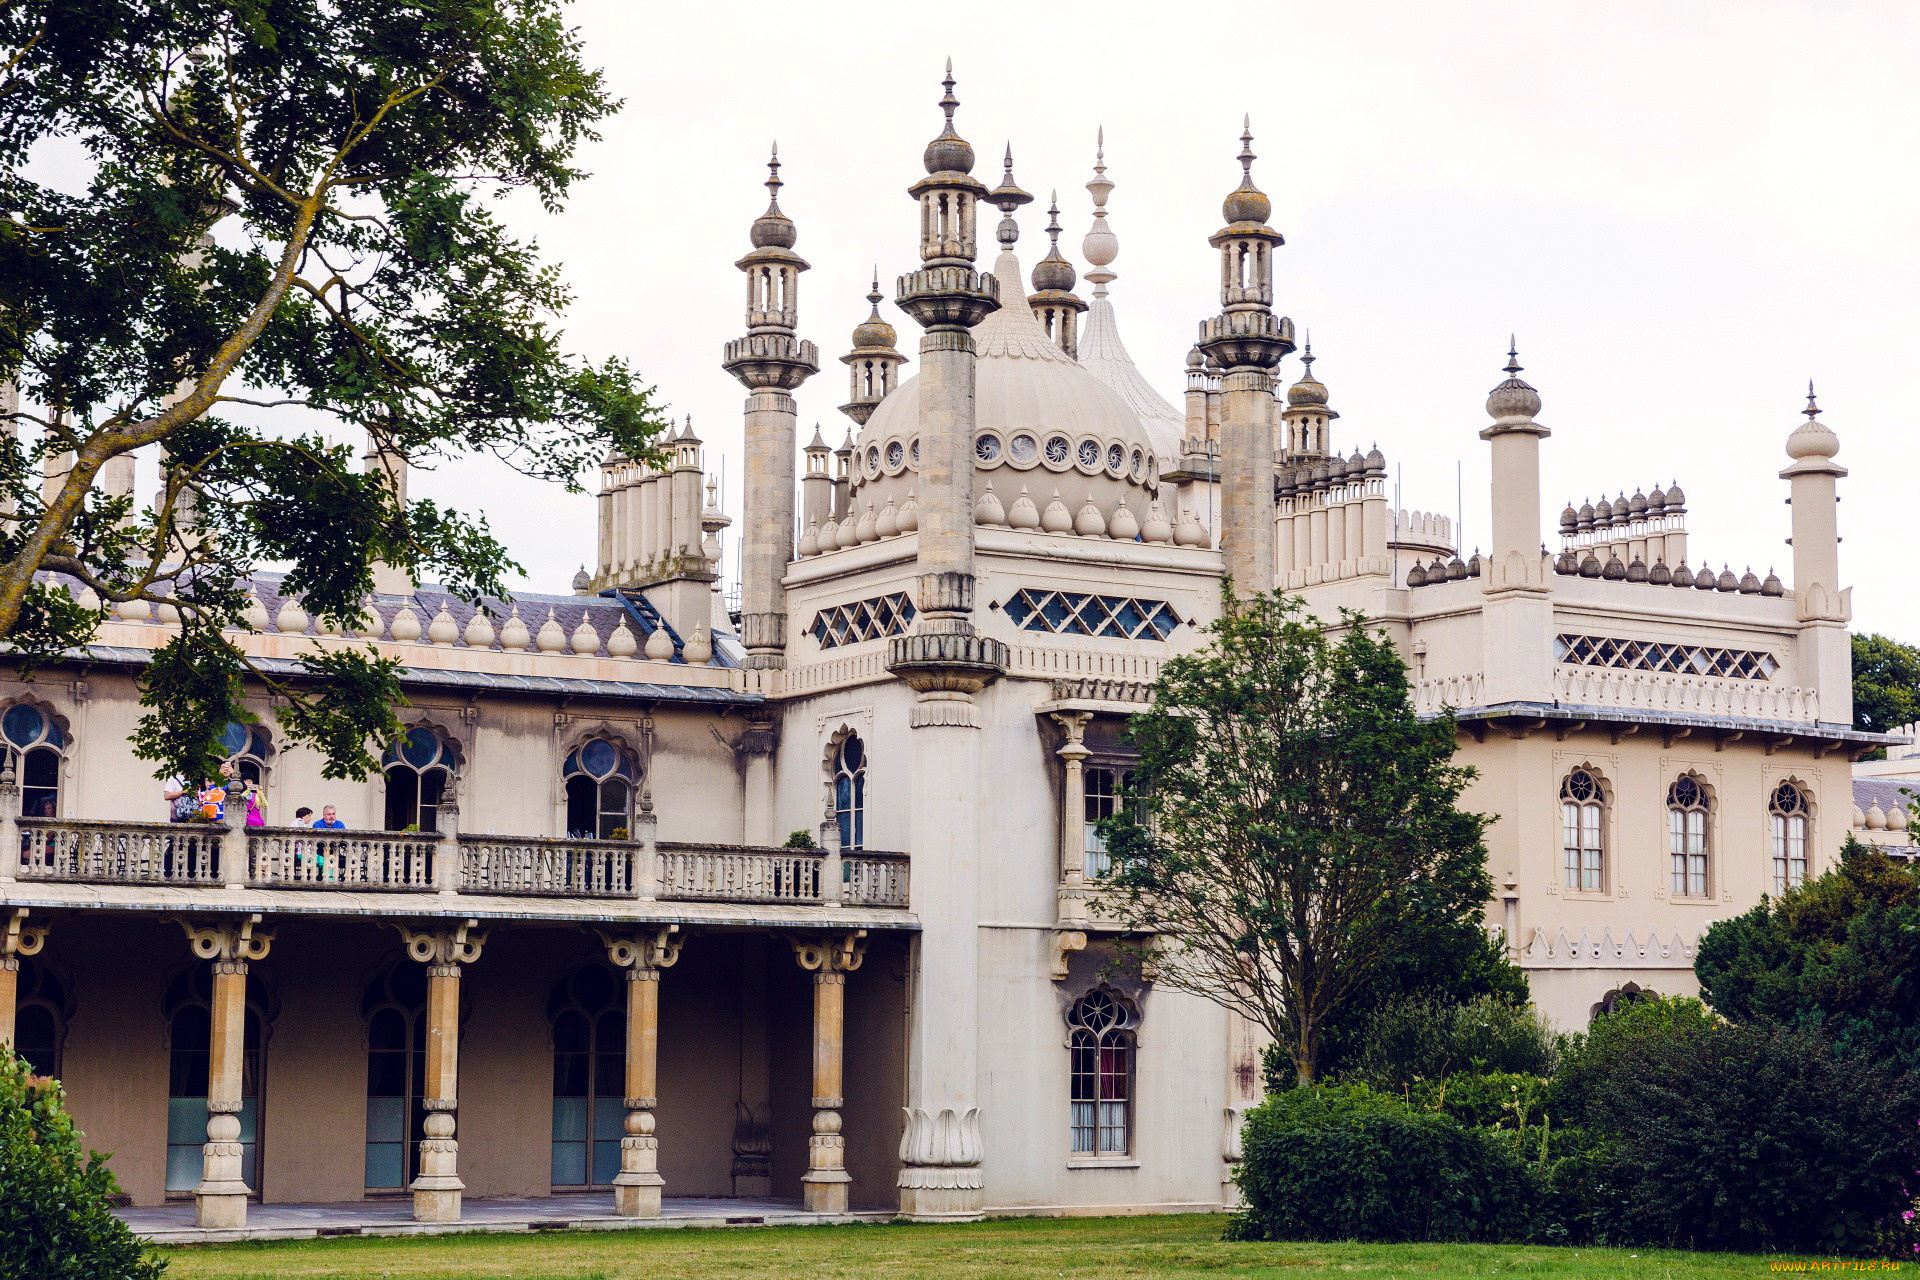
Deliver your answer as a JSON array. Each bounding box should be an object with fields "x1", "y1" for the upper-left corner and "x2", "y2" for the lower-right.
[{"x1": 161, "y1": 762, "x2": 344, "y2": 832}]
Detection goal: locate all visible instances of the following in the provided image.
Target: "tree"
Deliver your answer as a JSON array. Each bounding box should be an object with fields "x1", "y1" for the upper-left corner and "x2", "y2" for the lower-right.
[
  {"x1": 1852, "y1": 632, "x2": 1920, "y2": 735},
  {"x1": 1694, "y1": 841, "x2": 1920, "y2": 1073},
  {"x1": 1101, "y1": 589, "x2": 1496, "y2": 1084},
  {"x1": 0, "y1": 1050, "x2": 164, "y2": 1280},
  {"x1": 0, "y1": 2, "x2": 664, "y2": 786}
]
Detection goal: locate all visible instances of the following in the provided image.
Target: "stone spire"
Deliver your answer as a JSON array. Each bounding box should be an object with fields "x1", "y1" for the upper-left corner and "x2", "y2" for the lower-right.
[
  {"x1": 840, "y1": 271, "x2": 907, "y2": 428},
  {"x1": 1082, "y1": 127, "x2": 1116, "y2": 298},
  {"x1": 987, "y1": 143, "x2": 1032, "y2": 250},
  {"x1": 1198, "y1": 117, "x2": 1294, "y2": 595},
  {"x1": 722, "y1": 145, "x2": 818, "y2": 669},
  {"x1": 1028, "y1": 193, "x2": 1086, "y2": 360}
]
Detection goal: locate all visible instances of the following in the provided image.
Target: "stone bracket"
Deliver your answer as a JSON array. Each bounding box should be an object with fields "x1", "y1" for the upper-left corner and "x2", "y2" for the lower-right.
[
  {"x1": 394, "y1": 919, "x2": 486, "y2": 967},
  {"x1": 173, "y1": 912, "x2": 273, "y2": 963},
  {"x1": 598, "y1": 923, "x2": 684, "y2": 972}
]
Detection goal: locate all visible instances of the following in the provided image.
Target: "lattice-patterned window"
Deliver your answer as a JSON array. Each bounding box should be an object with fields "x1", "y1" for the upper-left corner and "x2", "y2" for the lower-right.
[
  {"x1": 1554, "y1": 634, "x2": 1778, "y2": 681},
  {"x1": 808, "y1": 593, "x2": 917, "y2": 649},
  {"x1": 1003, "y1": 590, "x2": 1181, "y2": 641},
  {"x1": 1560, "y1": 769, "x2": 1606, "y2": 891},
  {"x1": 1068, "y1": 989, "x2": 1137, "y2": 1156},
  {"x1": 1667, "y1": 775, "x2": 1711, "y2": 898},
  {"x1": 1771, "y1": 781, "x2": 1810, "y2": 892}
]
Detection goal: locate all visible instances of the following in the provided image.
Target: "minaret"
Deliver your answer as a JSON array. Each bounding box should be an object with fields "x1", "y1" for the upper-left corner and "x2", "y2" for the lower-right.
[
  {"x1": 1781, "y1": 384, "x2": 1851, "y2": 723},
  {"x1": 363, "y1": 428, "x2": 413, "y2": 595},
  {"x1": 1028, "y1": 194, "x2": 1086, "y2": 359},
  {"x1": 801, "y1": 425, "x2": 833, "y2": 533},
  {"x1": 1196, "y1": 119, "x2": 1294, "y2": 596},
  {"x1": 1281, "y1": 338, "x2": 1338, "y2": 460},
  {"x1": 721, "y1": 146, "x2": 819, "y2": 669},
  {"x1": 839, "y1": 273, "x2": 907, "y2": 427},
  {"x1": 887, "y1": 62, "x2": 1002, "y2": 1228},
  {"x1": 1478, "y1": 342, "x2": 1554, "y2": 706}
]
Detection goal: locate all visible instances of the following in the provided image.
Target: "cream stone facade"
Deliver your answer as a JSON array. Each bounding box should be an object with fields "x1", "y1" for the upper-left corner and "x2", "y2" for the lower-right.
[{"x1": 0, "y1": 70, "x2": 1897, "y2": 1235}]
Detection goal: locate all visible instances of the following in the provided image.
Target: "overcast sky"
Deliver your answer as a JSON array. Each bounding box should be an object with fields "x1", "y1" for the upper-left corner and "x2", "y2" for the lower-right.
[{"x1": 77, "y1": 2, "x2": 1920, "y2": 636}]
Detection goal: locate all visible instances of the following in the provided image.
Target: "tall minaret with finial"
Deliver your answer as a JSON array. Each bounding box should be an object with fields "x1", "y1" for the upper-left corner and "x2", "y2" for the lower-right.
[
  {"x1": 1781, "y1": 383, "x2": 1851, "y2": 722},
  {"x1": 1478, "y1": 340, "x2": 1554, "y2": 706},
  {"x1": 839, "y1": 273, "x2": 907, "y2": 428},
  {"x1": 1196, "y1": 118, "x2": 1294, "y2": 595},
  {"x1": 722, "y1": 145, "x2": 818, "y2": 669},
  {"x1": 1029, "y1": 193, "x2": 1086, "y2": 359}
]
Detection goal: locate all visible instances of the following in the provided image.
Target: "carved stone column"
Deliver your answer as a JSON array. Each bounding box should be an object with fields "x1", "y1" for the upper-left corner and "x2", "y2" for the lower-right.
[
  {"x1": 394, "y1": 920, "x2": 485, "y2": 1223},
  {"x1": 1049, "y1": 712, "x2": 1092, "y2": 981},
  {"x1": 599, "y1": 926, "x2": 683, "y2": 1217},
  {"x1": 792, "y1": 932, "x2": 866, "y2": 1214},
  {"x1": 176, "y1": 914, "x2": 273, "y2": 1229},
  {"x1": 1, "y1": 908, "x2": 48, "y2": 1049},
  {"x1": 0, "y1": 759, "x2": 19, "y2": 886}
]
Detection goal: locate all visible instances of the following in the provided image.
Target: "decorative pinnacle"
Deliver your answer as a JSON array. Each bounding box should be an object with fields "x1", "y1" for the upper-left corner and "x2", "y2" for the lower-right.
[
  {"x1": 1046, "y1": 192, "x2": 1063, "y2": 248},
  {"x1": 1238, "y1": 115, "x2": 1255, "y2": 181},
  {"x1": 867, "y1": 270, "x2": 883, "y2": 313},
  {"x1": 1804, "y1": 379, "x2": 1820, "y2": 419},
  {"x1": 988, "y1": 142, "x2": 1033, "y2": 249},
  {"x1": 941, "y1": 57, "x2": 957, "y2": 128},
  {"x1": 1300, "y1": 331, "x2": 1314, "y2": 372},
  {"x1": 1504, "y1": 336, "x2": 1522, "y2": 376},
  {"x1": 765, "y1": 143, "x2": 781, "y2": 210}
]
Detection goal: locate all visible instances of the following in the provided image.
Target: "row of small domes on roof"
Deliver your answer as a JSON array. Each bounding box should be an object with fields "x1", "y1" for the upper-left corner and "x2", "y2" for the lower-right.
[
  {"x1": 1558, "y1": 485, "x2": 1689, "y2": 531},
  {"x1": 795, "y1": 487, "x2": 1212, "y2": 559},
  {"x1": 1553, "y1": 552, "x2": 1783, "y2": 593},
  {"x1": 1279, "y1": 448, "x2": 1389, "y2": 491},
  {"x1": 1857, "y1": 801, "x2": 1911, "y2": 831}
]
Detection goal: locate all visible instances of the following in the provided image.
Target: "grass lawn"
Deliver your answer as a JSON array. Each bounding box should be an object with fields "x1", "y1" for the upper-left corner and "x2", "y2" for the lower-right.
[{"x1": 156, "y1": 1212, "x2": 1833, "y2": 1279}]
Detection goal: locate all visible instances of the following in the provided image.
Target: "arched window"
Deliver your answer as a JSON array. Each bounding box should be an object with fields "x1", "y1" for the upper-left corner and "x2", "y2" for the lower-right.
[
  {"x1": 833, "y1": 734, "x2": 865, "y2": 851},
  {"x1": 1667, "y1": 775, "x2": 1711, "y2": 898},
  {"x1": 363, "y1": 964, "x2": 428, "y2": 1191},
  {"x1": 1771, "y1": 782, "x2": 1811, "y2": 892},
  {"x1": 2, "y1": 702, "x2": 65, "y2": 819},
  {"x1": 164, "y1": 966, "x2": 265, "y2": 1197},
  {"x1": 1560, "y1": 769, "x2": 1606, "y2": 891},
  {"x1": 383, "y1": 727, "x2": 454, "y2": 833},
  {"x1": 564, "y1": 739, "x2": 638, "y2": 840},
  {"x1": 13, "y1": 956, "x2": 70, "y2": 1078},
  {"x1": 548, "y1": 965, "x2": 625, "y2": 1189},
  {"x1": 220, "y1": 721, "x2": 273, "y2": 787},
  {"x1": 1068, "y1": 989, "x2": 1138, "y2": 1157}
]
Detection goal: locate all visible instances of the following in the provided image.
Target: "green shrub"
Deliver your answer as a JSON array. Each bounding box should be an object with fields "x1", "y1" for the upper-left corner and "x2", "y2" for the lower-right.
[
  {"x1": 1405, "y1": 1070, "x2": 1550, "y2": 1131},
  {"x1": 1546, "y1": 994, "x2": 1719, "y2": 1125},
  {"x1": 1348, "y1": 994, "x2": 1558, "y2": 1091},
  {"x1": 1585, "y1": 1019, "x2": 1920, "y2": 1254},
  {"x1": 0, "y1": 1050, "x2": 165, "y2": 1280},
  {"x1": 1228, "y1": 1082, "x2": 1543, "y2": 1243}
]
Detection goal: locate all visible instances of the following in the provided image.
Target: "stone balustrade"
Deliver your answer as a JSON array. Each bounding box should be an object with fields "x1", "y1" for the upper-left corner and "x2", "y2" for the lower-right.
[
  {"x1": 5, "y1": 819, "x2": 911, "y2": 911},
  {"x1": 1551, "y1": 667, "x2": 1818, "y2": 723}
]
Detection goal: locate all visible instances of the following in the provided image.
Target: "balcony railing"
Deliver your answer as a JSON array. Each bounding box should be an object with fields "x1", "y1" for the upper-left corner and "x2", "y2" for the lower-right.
[{"x1": 5, "y1": 817, "x2": 910, "y2": 911}]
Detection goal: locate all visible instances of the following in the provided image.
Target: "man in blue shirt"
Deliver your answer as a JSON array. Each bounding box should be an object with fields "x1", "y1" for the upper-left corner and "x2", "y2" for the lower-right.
[{"x1": 314, "y1": 805, "x2": 347, "y2": 830}]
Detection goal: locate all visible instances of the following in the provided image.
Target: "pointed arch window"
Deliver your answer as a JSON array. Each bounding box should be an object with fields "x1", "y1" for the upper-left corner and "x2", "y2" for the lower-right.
[
  {"x1": 1560, "y1": 769, "x2": 1606, "y2": 891},
  {"x1": 13, "y1": 956, "x2": 70, "y2": 1078},
  {"x1": 549, "y1": 965, "x2": 626, "y2": 1189},
  {"x1": 219, "y1": 721, "x2": 273, "y2": 787},
  {"x1": 564, "y1": 739, "x2": 639, "y2": 840},
  {"x1": 3, "y1": 703, "x2": 65, "y2": 819},
  {"x1": 833, "y1": 734, "x2": 866, "y2": 851},
  {"x1": 1667, "y1": 775, "x2": 1711, "y2": 898},
  {"x1": 383, "y1": 727, "x2": 454, "y2": 833},
  {"x1": 1068, "y1": 989, "x2": 1137, "y2": 1156},
  {"x1": 165, "y1": 966, "x2": 265, "y2": 1197},
  {"x1": 363, "y1": 964, "x2": 428, "y2": 1191},
  {"x1": 1771, "y1": 782, "x2": 1810, "y2": 892}
]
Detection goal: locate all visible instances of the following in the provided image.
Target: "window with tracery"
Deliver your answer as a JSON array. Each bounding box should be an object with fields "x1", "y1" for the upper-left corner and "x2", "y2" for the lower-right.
[
  {"x1": 1667, "y1": 775, "x2": 1711, "y2": 898},
  {"x1": 1560, "y1": 769, "x2": 1606, "y2": 891},
  {"x1": 549, "y1": 965, "x2": 626, "y2": 1189},
  {"x1": 1771, "y1": 782, "x2": 1810, "y2": 892},
  {"x1": 1068, "y1": 989, "x2": 1137, "y2": 1157},
  {"x1": 833, "y1": 734, "x2": 866, "y2": 851},
  {"x1": 2, "y1": 703, "x2": 65, "y2": 819},
  {"x1": 565, "y1": 739, "x2": 639, "y2": 840},
  {"x1": 220, "y1": 721, "x2": 273, "y2": 787},
  {"x1": 363, "y1": 964, "x2": 427, "y2": 1190},
  {"x1": 383, "y1": 727, "x2": 454, "y2": 833},
  {"x1": 12, "y1": 956, "x2": 69, "y2": 1078},
  {"x1": 165, "y1": 966, "x2": 265, "y2": 1197}
]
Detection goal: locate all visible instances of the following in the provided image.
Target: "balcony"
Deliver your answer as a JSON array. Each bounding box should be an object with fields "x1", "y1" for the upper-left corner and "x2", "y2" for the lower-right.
[{"x1": 5, "y1": 818, "x2": 912, "y2": 921}]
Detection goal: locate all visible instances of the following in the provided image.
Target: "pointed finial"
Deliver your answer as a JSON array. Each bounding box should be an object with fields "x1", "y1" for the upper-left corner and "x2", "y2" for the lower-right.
[
  {"x1": 765, "y1": 142, "x2": 781, "y2": 208},
  {"x1": 1084, "y1": 129, "x2": 1119, "y2": 288},
  {"x1": 1220, "y1": 117, "x2": 1271, "y2": 225},
  {"x1": 988, "y1": 140, "x2": 1033, "y2": 248},
  {"x1": 1239, "y1": 114, "x2": 1256, "y2": 180},
  {"x1": 1300, "y1": 330, "x2": 1315, "y2": 372},
  {"x1": 1504, "y1": 336, "x2": 1522, "y2": 376},
  {"x1": 866, "y1": 270, "x2": 883, "y2": 313},
  {"x1": 941, "y1": 58, "x2": 958, "y2": 127},
  {"x1": 1047, "y1": 192, "x2": 1063, "y2": 245},
  {"x1": 1804, "y1": 379, "x2": 1820, "y2": 419}
]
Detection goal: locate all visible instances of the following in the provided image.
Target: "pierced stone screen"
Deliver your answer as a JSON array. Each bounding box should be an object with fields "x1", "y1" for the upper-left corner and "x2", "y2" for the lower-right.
[{"x1": 1554, "y1": 633, "x2": 1778, "y2": 681}]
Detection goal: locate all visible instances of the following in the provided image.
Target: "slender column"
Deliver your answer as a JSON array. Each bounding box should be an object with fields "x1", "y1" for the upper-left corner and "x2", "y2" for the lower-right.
[
  {"x1": 739, "y1": 718, "x2": 778, "y2": 847},
  {"x1": 1, "y1": 910, "x2": 48, "y2": 1049},
  {"x1": 394, "y1": 922, "x2": 486, "y2": 1223},
  {"x1": 1344, "y1": 497, "x2": 1365, "y2": 569},
  {"x1": 600, "y1": 927, "x2": 683, "y2": 1217},
  {"x1": 176, "y1": 916, "x2": 273, "y2": 1230},
  {"x1": 1478, "y1": 346, "x2": 1555, "y2": 705},
  {"x1": 0, "y1": 758, "x2": 19, "y2": 886},
  {"x1": 1050, "y1": 713, "x2": 1091, "y2": 981},
  {"x1": 793, "y1": 933, "x2": 865, "y2": 1215}
]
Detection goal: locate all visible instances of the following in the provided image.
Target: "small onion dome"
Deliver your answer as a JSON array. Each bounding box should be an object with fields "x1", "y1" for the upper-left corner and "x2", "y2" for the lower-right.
[
  {"x1": 1559, "y1": 503, "x2": 1578, "y2": 533},
  {"x1": 749, "y1": 145, "x2": 797, "y2": 249},
  {"x1": 1577, "y1": 500, "x2": 1595, "y2": 530},
  {"x1": 1030, "y1": 194, "x2": 1077, "y2": 291},
  {"x1": 923, "y1": 61, "x2": 975, "y2": 175},
  {"x1": 1467, "y1": 551, "x2": 1483, "y2": 578},
  {"x1": 1786, "y1": 382, "x2": 1841, "y2": 461},
  {"x1": 1665, "y1": 481, "x2": 1687, "y2": 510},
  {"x1": 1648, "y1": 559, "x2": 1672, "y2": 585},
  {"x1": 1221, "y1": 116, "x2": 1273, "y2": 225},
  {"x1": 1407, "y1": 562, "x2": 1428, "y2": 587},
  {"x1": 1446, "y1": 555, "x2": 1468, "y2": 581},
  {"x1": 1760, "y1": 568, "x2": 1784, "y2": 597},
  {"x1": 1429, "y1": 556, "x2": 1449, "y2": 581},
  {"x1": 1707, "y1": 565, "x2": 1732, "y2": 591},
  {"x1": 1647, "y1": 484, "x2": 1668, "y2": 513},
  {"x1": 850, "y1": 275, "x2": 897, "y2": 350},
  {"x1": 1891, "y1": 806, "x2": 1909, "y2": 832},
  {"x1": 1738, "y1": 567, "x2": 1763, "y2": 594},
  {"x1": 1671, "y1": 562, "x2": 1695, "y2": 587},
  {"x1": 1186, "y1": 345, "x2": 1206, "y2": 371},
  {"x1": 571, "y1": 566, "x2": 591, "y2": 594},
  {"x1": 1628, "y1": 489, "x2": 1648, "y2": 517},
  {"x1": 1579, "y1": 551, "x2": 1602, "y2": 577},
  {"x1": 1602, "y1": 550, "x2": 1627, "y2": 580},
  {"x1": 1486, "y1": 341, "x2": 1542, "y2": 420},
  {"x1": 1595, "y1": 494, "x2": 1615, "y2": 525},
  {"x1": 1365, "y1": 445, "x2": 1386, "y2": 470},
  {"x1": 1555, "y1": 549, "x2": 1579, "y2": 574},
  {"x1": 1287, "y1": 343, "x2": 1330, "y2": 407},
  {"x1": 1626, "y1": 557, "x2": 1649, "y2": 583}
]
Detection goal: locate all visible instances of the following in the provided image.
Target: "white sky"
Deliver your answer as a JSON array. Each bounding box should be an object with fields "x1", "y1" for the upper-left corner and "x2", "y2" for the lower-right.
[{"x1": 55, "y1": 1, "x2": 1920, "y2": 637}]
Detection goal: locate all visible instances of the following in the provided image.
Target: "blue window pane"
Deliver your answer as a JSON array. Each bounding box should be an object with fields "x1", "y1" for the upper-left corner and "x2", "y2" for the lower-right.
[
  {"x1": 3, "y1": 704, "x2": 44, "y2": 748},
  {"x1": 552, "y1": 1096, "x2": 588, "y2": 1141},
  {"x1": 365, "y1": 1142, "x2": 405, "y2": 1189},
  {"x1": 166, "y1": 1141, "x2": 204, "y2": 1192},
  {"x1": 551, "y1": 1141, "x2": 587, "y2": 1187},
  {"x1": 401, "y1": 728, "x2": 440, "y2": 768},
  {"x1": 593, "y1": 1097, "x2": 626, "y2": 1142},
  {"x1": 249, "y1": 726, "x2": 271, "y2": 757},
  {"x1": 167, "y1": 1096, "x2": 208, "y2": 1144},
  {"x1": 581, "y1": 740, "x2": 617, "y2": 779},
  {"x1": 219, "y1": 722, "x2": 250, "y2": 756},
  {"x1": 592, "y1": 1138, "x2": 621, "y2": 1187},
  {"x1": 366, "y1": 1096, "x2": 406, "y2": 1143},
  {"x1": 236, "y1": 1098, "x2": 258, "y2": 1144}
]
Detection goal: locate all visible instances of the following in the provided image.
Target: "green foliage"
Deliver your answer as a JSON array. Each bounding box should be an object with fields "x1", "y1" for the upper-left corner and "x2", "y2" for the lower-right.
[
  {"x1": 783, "y1": 830, "x2": 817, "y2": 850},
  {"x1": 0, "y1": 1, "x2": 668, "y2": 784},
  {"x1": 0, "y1": 1050, "x2": 165, "y2": 1280},
  {"x1": 1347, "y1": 995, "x2": 1559, "y2": 1093},
  {"x1": 1583, "y1": 1019, "x2": 1920, "y2": 1254},
  {"x1": 1404, "y1": 1071, "x2": 1551, "y2": 1131},
  {"x1": 1547, "y1": 995, "x2": 1721, "y2": 1126},
  {"x1": 1317, "y1": 920, "x2": 1529, "y2": 1080},
  {"x1": 1228, "y1": 1083, "x2": 1543, "y2": 1244},
  {"x1": 1694, "y1": 849, "x2": 1920, "y2": 1073},
  {"x1": 1102, "y1": 588, "x2": 1495, "y2": 1083},
  {"x1": 1852, "y1": 632, "x2": 1920, "y2": 736}
]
